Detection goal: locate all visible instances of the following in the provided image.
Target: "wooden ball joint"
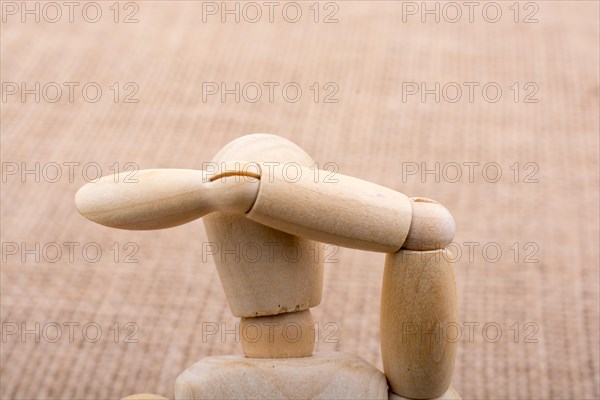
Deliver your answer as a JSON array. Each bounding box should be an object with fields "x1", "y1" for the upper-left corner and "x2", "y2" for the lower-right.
[{"x1": 75, "y1": 134, "x2": 460, "y2": 400}]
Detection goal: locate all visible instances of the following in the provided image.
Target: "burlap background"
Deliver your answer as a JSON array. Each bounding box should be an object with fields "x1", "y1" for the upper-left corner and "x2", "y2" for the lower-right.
[{"x1": 1, "y1": 1, "x2": 598, "y2": 399}]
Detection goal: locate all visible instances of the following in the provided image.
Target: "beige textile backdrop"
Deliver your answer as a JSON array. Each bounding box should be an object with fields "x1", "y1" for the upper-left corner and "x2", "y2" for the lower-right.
[{"x1": 1, "y1": 1, "x2": 599, "y2": 399}]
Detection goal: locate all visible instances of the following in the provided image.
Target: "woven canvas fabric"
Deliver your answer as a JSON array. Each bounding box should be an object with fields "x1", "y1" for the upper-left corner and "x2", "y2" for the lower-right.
[{"x1": 1, "y1": 1, "x2": 598, "y2": 399}]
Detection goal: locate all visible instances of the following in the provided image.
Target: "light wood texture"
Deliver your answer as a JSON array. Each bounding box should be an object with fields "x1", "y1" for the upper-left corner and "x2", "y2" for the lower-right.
[
  {"x1": 121, "y1": 394, "x2": 168, "y2": 400},
  {"x1": 389, "y1": 386, "x2": 461, "y2": 400},
  {"x1": 240, "y1": 309, "x2": 315, "y2": 358},
  {"x1": 246, "y1": 164, "x2": 413, "y2": 253},
  {"x1": 175, "y1": 352, "x2": 388, "y2": 400},
  {"x1": 74, "y1": 134, "x2": 455, "y2": 253},
  {"x1": 204, "y1": 213, "x2": 323, "y2": 317},
  {"x1": 75, "y1": 168, "x2": 259, "y2": 230},
  {"x1": 203, "y1": 134, "x2": 324, "y2": 317},
  {"x1": 402, "y1": 198, "x2": 455, "y2": 251},
  {"x1": 381, "y1": 249, "x2": 457, "y2": 399}
]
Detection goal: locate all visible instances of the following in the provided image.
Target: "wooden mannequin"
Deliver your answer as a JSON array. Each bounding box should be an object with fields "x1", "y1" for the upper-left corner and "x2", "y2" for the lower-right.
[{"x1": 75, "y1": 134, "x2": 461, "y2": 400}]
